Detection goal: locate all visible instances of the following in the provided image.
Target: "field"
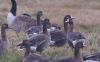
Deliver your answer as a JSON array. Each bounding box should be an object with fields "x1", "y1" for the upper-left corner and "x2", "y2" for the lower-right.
[{"x1": 0, "y1": 0, "x2": 100, "y2": 62}]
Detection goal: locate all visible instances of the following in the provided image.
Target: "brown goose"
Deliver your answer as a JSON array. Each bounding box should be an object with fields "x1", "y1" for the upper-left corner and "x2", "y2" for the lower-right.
[
  {"x1": 0, "y1": 24, "x2": 9, "y2": 55},
  {"x1": 52, "y1": 40, "x2": 85, "y2": 62},
  {"x1": 17, "y1": 40, "x2": 49, "y2": 62},
  {"x1": 25, "y1": 11, "x2": 43, "y2": 39},
  {"x1": 65, "y1": 15, "x2": 86, "y2": 48},
  {"x1": 18, "y1": 19, "x2": 51, "y2": 54}
]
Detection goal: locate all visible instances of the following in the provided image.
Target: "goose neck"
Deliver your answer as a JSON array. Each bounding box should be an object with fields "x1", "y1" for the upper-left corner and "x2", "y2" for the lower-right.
[
  {"x1": 74, "y1": 47, "x2": 83, "y2": 62},
  {"x1": 64, "y1": 21, "x2": 69, "y2": 34},
  {"x1": 37, "y1": 15, "x2": 41, "y2": 26},
  {"x1": 68, "y1": 20, "x2": 74, "y2": 33},
  {"x1": 24, "y1": 45, "x2": 31, "y2": 57},
  {"x1": 10, "y1": 0, "x2": 17, "y2": 16},
  {"x1": 1, "y1": 27, "x2": 7, "y2": 41}
]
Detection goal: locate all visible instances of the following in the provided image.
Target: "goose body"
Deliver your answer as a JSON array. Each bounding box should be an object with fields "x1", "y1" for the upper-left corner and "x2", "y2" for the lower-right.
[
  {"x1": 17, "y1": 41, "x2": 49, "y2": 62},
  {"x1": 0, "y1": 24, "x2": 9, "y2": 55},
  {"x1": 49, "y1": 17, "x2": 67, "y2": 47},
  {"x1": 18, "y1": 19, "x2": 50, "y2": 53},
  {"x1": 52, "y1": 40, "x2": 85, "y2": 62},
  {"x1": 7, "y1": 0, "x2": 37, "y2": 33},
  {"x1": 64, "y1": 15, "x2": 86, "y2": 48},
  {"x1": 25, "y1": 11, "x2": 43, "y2": 39},
  {"x1": 50, "y1": 30, "x2": 66, "y2": 47},
  {"x1": 83, "y1": 53, "x2": 100, "y2": 62}
]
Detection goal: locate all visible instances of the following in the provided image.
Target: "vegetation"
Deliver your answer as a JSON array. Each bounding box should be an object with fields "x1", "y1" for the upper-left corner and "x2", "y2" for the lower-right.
[{"x1": 0, "y1": 0, "x2": 100, "y2": 62}]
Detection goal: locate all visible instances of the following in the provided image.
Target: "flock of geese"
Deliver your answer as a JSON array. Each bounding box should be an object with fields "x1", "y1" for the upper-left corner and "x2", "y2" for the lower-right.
[{"x1": 0, "y1": 0, "x2": 100, "y2": 62}]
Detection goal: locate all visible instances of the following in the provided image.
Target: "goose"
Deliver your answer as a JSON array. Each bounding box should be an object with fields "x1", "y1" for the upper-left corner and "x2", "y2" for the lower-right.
[
  {"x1": 25, "y1": 11, "x2": 43, "y2": 39},
  {"x1": 7, "y1": 0, "x2": 37, "y2": 35},
  {"x1": 83, "y1": 53, "x2": 100, "y2": 62},
  {"x1": 41, "y1": 18, "x2": 61, "y2": 32},
  {"x1": 17, "y1": 40, "x2": 49, "y2": 62},
  {"x1": 49, "y1": 16, "x2": 68, "y2": 47},
  {"x1": 52, "y1": 39, "x2": 86, "y2": 62},
  {"x1": 18, "y1": 19, "x2": 51, "y2": 54},
  {"x1": 0, "y1": 24, "x2": 9, "y2": 55},
  {"x1": 65, "y1": 15, "x2": 86, "y2": 48}
]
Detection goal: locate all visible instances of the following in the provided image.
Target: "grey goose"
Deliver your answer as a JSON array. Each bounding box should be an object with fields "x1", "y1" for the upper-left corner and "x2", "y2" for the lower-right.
[
  {"x1": 25, "y1": 11, "x2": 43, "y2": 39},
  {"x1": 18, "y1": 19, "x2": 51, "y2": 54},
  {"x1": 52, "y1": 39, "x2": 86, "y2": 62},
  {"x1": 17, "y1": 40, "x2": 49, "y2": 62},
  {"x1": 65, "y1": 15, "x2": 86, "y2": 48},
  {"x1": 0, "y1": 24, "x2": 9, "y2": 55}
]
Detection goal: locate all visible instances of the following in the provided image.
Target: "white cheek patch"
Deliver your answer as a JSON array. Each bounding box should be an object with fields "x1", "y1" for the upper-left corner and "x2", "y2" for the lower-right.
[
  {"x1": 30, "y1": 46, "x2": 37, "y2": 52},
  {"x1": 7, "y1": 12, "x2": 15, "y2": 26}
]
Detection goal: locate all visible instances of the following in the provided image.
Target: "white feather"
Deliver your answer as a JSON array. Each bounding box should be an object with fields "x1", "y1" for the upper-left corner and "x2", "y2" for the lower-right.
[
  {"x1": 30, "y1": 46, "x2": 37, "y2": 52},
  {"x1": 50, "y1": 41, "x2": 55, "y2": 45},
  {"x1": 85, "y1": 60, "x2": 99, "y2": 62},
  {"x1": 7, "y1": 12, "x2": 15, "y2": 27}
]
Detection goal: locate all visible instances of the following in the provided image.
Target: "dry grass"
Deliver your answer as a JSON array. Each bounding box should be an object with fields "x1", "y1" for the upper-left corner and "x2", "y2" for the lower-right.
[{"x1": 0, "y1": 0, "x2": 100, "y2": 62}]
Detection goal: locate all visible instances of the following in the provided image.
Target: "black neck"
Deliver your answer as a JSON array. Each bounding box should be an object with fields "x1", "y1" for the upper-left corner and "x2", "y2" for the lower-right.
[
  {"x1": 69, "y1": 19, "x2": 74, "y2": 32},
  {"x1": 64, "y1": 19, "x2": 68, "y2": 34},
  {"x1": 37, "y1": 15, "x2": 41, "y2": 26},
  {"x1": 10, "y1": 0, "x2": 17, "y2": 16},
  {"x1": 1, "y1": 27, "x2": 7, "y2": 41},
  {"x1": 24, "y1": 45, "x2": 30, "y2": 57}
]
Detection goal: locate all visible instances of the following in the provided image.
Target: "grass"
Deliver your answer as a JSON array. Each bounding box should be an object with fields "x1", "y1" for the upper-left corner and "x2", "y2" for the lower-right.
[{"x1": 0, "y1": 0, "x2": 100, "y2": 62}]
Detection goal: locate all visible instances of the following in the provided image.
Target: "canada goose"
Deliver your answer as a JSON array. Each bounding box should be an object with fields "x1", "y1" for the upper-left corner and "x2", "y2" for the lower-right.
[
  {"x1": 65, "y1": 15, "x2": 86, "y2": 48},
  {"x1": 83, "y1": 53, "x2": 100, "y2": 62},
  {"x1": 17, "y1": 40, "x2": 49, "y2": 62},
  {"x1": 52, "y1": 40, "x2": 85, "y2": 62},
  {"x1": 0, "y1": 24, "x2": 9, "y2": 55},
  {"x1": 18, "y1": 19, "x2": 50, "y2": 54},
  {"x1": 7, "y1": 0, "x2": 37, "y2": 34}
]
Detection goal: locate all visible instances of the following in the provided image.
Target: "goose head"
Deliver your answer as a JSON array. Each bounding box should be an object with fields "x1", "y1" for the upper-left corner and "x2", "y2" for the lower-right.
[
  {"x1": 2, "y1": 24, "x2": 9, "y2": 29},
  {"x1": 37, "y1": 11, "x2": 43, "y2": 17},
  {"x1": 72, "y1": 38, "x2": 86, "y2": 48},
  {"x1": 17, "y1": 40, "x2": 30, "y2": 49},
  {"x1": 17, "y1": 40, "x2": 37, "y2": 52}
]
